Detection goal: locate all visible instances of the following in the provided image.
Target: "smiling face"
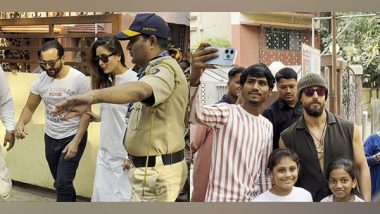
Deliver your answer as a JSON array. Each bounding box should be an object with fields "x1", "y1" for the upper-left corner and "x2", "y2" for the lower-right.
[
  {"x1": 241, "y1": 75, "x2": 271, "y2": 106},
  {"x1": 328, "y1": 168, "x2": 357, "y2": 202},
  {"x1": 270, "y1": 157, "x2": 299, "y2": 195},
  {"x1": 95, "y1": 45, "x2": 120, "y2": 75}
]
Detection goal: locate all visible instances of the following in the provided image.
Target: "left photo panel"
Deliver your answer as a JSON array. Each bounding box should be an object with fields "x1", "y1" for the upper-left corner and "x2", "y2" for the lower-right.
[{"x1": 0, "y1": 12, "x2": 190, "y2": 202}]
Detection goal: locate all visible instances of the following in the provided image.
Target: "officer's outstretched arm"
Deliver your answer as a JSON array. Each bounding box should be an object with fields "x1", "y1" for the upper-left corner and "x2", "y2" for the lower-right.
[{"x1": 53, "y1": 81, "x2": 152, "y2": 120}]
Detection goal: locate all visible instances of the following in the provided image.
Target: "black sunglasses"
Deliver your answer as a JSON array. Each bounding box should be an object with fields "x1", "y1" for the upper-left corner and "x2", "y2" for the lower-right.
[
  {"x1": 94, "y1": 53, "x2": 116, "y2": 63},
  {"x1": 303, "y1": 87, "x2": 327, "y2": 97},
  {"x1": 39, "y1": 58, "x2": 61, "y2": 69}
]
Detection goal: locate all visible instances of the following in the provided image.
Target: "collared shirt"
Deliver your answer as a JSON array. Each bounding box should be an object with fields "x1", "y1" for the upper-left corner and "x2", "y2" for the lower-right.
[
  {"x1": 125, "y1": 56, "x2": 188, "y2": 156},
  {"x1": 281, "y1": 110, "x2": 354, "y2": 202},
  {"x1": 262, "y1": 98, "x2": 303, "y2": 149}
]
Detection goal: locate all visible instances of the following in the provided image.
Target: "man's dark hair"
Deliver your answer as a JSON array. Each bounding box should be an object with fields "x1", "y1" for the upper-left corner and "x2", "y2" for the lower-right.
[
  {"x1": 38, "y1": 40, "x2": 65, "y2": 59},
  {"x1": 275, "y1": 67, "x2": 298, "y2": 83},
  {"x1": 141, "y1": 34, "x2": 169, "y2": 50},
  {"x1": 228, "y1": 66, "x2": 245, "y2": 80},
  {"x1": 240, "y1": 63, "x2": 275, "y2": 90},
  {"x1": 267, "y1": 148, "x2": 301, "y2": 175}
]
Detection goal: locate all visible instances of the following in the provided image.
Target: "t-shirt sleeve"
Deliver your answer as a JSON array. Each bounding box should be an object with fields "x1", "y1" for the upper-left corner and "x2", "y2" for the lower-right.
[
  {"x1": 30, "y1": 74, "x2": 42, "y2": 95},
  {"x1": 139, "y1": 65, "x2": 175, "y2": 107},
  {"x1": 189, "y1": 86, "x2": 230, "y2": 128},
  {"x1": 77, "y1": 75, "x2": 91, "y2": 94},
  {"x1": 305, "y1": 189, "x2": 313, "y2": 202}
]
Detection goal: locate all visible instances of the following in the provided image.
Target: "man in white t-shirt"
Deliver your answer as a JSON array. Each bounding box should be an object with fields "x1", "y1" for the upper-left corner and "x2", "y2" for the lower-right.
[
  {"x1": 0, "y1": 67, "x2": 15, "y2": 200},
  {"x1": 15, "y1": 40, "x2": 91, "y2": 202}
]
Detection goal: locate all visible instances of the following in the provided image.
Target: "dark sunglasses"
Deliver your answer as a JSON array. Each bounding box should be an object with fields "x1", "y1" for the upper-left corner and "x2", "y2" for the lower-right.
[
  {"x1": 303, "y1": 87, "x2": 327, "y2": 97},
  {"x1": 39, "y1": 58, "x2": 61, "y2": 69},
  {"x1": 94, "y1": 53, "x2": 116, "y2": 63}
]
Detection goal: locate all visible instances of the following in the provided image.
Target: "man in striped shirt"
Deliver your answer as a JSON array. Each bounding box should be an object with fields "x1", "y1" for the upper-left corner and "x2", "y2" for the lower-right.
[{"x1": 189, "y1": 44, "x2": 275, "y2": 202}]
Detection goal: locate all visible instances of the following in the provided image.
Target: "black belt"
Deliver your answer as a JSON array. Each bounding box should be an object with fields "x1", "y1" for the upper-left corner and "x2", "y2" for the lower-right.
[{"x1": 129, "y1": 150, "x2": 184, "y2": 168}]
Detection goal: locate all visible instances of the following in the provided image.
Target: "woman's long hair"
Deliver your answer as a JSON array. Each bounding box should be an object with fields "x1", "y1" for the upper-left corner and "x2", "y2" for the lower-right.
[{"x1": 90, "y1": 36, "x2": 126, "y2": 89}]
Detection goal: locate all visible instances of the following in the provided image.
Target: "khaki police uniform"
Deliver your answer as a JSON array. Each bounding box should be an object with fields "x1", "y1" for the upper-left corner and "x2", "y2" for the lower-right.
[{"x1": 125, "y1": 56, "x2": 188, "y2": 201}]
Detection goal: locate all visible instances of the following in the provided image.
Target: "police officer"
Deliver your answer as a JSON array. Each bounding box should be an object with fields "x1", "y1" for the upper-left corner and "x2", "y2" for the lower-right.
[{"x1": 53, "y1": 13, "x2": 189, "y2": 202}]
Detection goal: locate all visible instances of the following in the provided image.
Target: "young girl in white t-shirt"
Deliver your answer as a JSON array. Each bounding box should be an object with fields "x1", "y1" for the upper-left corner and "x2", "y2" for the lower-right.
[
  {"x1": 253, "y1": 148, "x2": 313, "y2": 202},
  {"x1": 321, "y1": 159, "x2": 364, "y2": 202}
]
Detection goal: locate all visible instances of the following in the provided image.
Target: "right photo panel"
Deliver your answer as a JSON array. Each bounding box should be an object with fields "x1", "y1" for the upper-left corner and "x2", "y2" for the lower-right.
[{"x1": 189, "y1": 12, "x2": 380, "y2": 202}]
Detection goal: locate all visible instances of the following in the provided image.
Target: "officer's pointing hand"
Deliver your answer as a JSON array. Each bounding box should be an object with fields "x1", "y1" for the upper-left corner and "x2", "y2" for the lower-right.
[{"x1": 52, "y1": 92, "x2": 94, "y2": 120}]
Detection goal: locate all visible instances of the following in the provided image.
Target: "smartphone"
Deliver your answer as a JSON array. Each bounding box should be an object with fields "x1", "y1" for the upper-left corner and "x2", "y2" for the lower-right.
[{"x1": 204, "y1": 48, "x2": 237, "y2": 66}]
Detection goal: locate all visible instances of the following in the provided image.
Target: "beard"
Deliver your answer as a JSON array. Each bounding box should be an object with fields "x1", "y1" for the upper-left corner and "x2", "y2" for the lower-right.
[
  {"x1": 303, "y1": 101, "x2": 325, "y2": 117},
  {"x1": 46, "y1": 64, "x2": 62, "y2": 78}
]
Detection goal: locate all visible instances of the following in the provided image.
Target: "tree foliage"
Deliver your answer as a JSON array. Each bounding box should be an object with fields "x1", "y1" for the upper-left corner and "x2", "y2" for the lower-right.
[
  {"x1": 319, "y1": 12, "x2": 380, "y2": 88},
  {"x1": 190, "y1": 37, "x2": 232, "y2": 53}
]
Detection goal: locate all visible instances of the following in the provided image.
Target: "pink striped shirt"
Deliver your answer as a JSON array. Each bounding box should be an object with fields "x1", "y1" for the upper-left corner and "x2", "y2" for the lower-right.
[{"x1": 190, "y1": 86, "x2": 273, "y2": 202}]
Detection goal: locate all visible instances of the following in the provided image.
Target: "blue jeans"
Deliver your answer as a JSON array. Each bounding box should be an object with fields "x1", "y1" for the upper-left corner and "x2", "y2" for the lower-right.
[{"x1": 44, "y1": 132, "x2": 87, "y2": 202}]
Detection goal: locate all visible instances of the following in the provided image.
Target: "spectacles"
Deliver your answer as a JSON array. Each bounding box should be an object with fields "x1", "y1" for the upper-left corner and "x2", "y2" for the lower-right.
[
  {"x1": 39, "y1": 58, "x2": 61, "y2": 69},
  {"x1": 94, "y1": 53, "x2": 116, "y2": 63},
  {"x1": 303, "y1": 87, "x2": 327, "y2": 97}
]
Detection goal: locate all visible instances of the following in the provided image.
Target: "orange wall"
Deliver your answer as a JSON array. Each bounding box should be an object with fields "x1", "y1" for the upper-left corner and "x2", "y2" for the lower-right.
[{"x1": 231, "y1": 24, "x2": 260, "y2": 67}]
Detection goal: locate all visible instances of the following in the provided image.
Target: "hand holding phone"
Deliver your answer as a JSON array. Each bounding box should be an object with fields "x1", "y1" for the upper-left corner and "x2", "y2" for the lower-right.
[{"x1": 204, "y1": 48, "x2": 237, "y2": 66}]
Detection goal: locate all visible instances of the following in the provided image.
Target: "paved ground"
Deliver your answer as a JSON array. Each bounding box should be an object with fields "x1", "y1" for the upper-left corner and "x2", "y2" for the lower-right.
[
  {"x1": 4, "y1": 185, "x2": 55, "y2": 202},
  {"x1": 1, "y1": 182, "x2": 88, "y2": 202}
]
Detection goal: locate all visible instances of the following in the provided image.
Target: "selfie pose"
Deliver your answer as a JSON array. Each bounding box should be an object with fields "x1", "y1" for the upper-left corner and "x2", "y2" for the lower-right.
[{"x1": 189, "y1": 44, "x2": 274, "y2": 202}]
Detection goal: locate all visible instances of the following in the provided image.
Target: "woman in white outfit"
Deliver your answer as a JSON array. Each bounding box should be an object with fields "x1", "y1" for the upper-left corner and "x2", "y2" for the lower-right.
[{"x1": 89, "y1": 36, "x2": 137, "y2": 202}]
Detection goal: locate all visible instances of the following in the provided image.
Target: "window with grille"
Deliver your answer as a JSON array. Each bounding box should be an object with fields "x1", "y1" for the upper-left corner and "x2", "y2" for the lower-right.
[{"x1": 265, "y1": 27, "x2": 301, "y2": 51}]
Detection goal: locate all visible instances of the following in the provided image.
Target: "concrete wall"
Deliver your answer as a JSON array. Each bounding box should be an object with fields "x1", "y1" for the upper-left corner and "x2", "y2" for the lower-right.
[
  {"x1": 190, "y1": 12, "x2": 231, "y2": 47},
  {"x1": 1, "y1": 72, "x2": 101, "y2": 198}
]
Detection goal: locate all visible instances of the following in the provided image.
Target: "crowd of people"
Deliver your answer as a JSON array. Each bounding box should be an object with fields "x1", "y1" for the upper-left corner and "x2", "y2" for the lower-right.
[
  {"x1": 0, "y1": 12, "x2": 379, "y2": 203},
  {"x1": 189, "y1": 44, "x2": 378, "y2": 202}
]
